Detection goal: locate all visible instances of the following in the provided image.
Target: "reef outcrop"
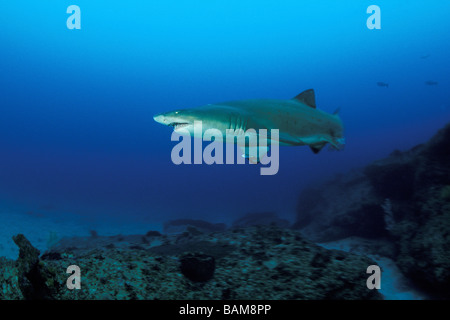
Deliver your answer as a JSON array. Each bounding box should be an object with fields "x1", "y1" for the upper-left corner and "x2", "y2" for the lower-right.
[
  {"x1": 1, "y1": 226, "x2": 381, "y2": 300},
  {"x1": 294, "y1": 122, "x2": 450, "y2": 298}
]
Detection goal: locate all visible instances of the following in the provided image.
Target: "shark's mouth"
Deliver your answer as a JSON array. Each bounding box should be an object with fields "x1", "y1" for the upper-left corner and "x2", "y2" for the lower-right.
[{"x1": 169, "y1": 122, "x2": 190, "y2": 130}]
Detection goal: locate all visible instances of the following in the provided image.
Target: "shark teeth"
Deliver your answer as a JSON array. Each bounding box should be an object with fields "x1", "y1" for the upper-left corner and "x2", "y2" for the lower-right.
[{"x1": 170, "y1": 123, "x2": 189, "y2": 130}]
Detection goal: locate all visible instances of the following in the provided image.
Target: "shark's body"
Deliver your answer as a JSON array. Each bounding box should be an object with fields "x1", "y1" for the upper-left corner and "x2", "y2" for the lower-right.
[{"x1": 154, "y1": 89, "x2": 344, "y2": 161}]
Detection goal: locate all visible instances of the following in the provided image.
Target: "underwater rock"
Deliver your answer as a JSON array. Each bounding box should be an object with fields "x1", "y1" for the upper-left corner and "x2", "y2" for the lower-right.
[
  {"x1": 3, "y1": 225, "x2": 381, "y2": 300},
  {"x1": 163, "y1": 219, "x2": 227, "y2": 234},
  {"x1": 294, "y1": 170, "x2": 388, "y2": 242},
  {"x1": 89, "y1": 230, "x2": 99, "y2": 238},
  {"x1": 145, "y1": 230, "x2": 162, "y2": 237},
  {"x1": 0, "y1": 257, "x2": 23, "y2": 299},
  {"x1": 12, "y1": 234, "x2": 54, "y2": 300},
  {"x1": 179, "y1": 252, "x2": 215, "y2": 282},
  {"x1": 232, "y1": 212, "x2": 290, "y2": 228},
  {"x1": 294, "y1": 122, "x2": 450, "y2": 298}
]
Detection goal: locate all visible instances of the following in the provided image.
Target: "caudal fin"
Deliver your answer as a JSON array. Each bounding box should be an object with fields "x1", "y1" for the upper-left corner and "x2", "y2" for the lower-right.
[
  {"x1": 310, "y1": 137, "x2": 345, "y2": 154},
  {"x1": 329, "y1": 137, "x2": 346, "y2": 151}
]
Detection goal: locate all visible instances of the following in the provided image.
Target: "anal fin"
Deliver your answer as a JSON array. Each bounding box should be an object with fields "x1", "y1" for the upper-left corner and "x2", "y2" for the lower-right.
[{"x1": 310, "y1": 142, "x2": 327, "y2": 154}]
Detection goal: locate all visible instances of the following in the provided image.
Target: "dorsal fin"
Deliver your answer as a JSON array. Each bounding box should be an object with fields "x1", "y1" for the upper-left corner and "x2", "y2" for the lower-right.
[{"x1": 293, "y1": 89, "x2": 316, "y2": 108}]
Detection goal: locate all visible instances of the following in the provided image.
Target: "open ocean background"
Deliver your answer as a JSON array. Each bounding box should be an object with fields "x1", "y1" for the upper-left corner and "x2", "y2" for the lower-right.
[{"x1": 0, "y1": 1, "x2": 449, "y2": 260}]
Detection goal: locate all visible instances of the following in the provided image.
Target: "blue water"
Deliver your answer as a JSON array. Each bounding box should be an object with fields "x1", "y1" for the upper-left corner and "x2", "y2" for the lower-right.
[{"x1": 1, "y1": 0, "x2": 449, "y2": 226}]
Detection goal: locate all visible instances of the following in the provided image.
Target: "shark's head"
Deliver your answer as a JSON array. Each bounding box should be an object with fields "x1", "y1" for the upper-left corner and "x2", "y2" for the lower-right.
[
  {"x1": 153, "y1": 109, "x2": 196, "y2": 134},
  {"x1": 154, "y1": 106, "x2": 235, "y2": 137}
]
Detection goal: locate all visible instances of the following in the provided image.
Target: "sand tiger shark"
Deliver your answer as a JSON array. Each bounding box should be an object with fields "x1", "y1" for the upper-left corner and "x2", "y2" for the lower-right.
[{"x1": 153, "y1": 89, "x2": 344, "y2": 163}]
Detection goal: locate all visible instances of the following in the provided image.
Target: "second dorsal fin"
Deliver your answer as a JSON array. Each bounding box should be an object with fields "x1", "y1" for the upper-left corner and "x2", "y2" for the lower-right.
[{"x1": 293, "y1": 89, "x2": 316, "y2": 108}]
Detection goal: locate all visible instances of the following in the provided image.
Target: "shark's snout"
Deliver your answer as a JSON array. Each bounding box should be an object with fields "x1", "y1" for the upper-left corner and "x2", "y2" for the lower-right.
[
  {"x1": 153, "y1": 113, "x2": 166, "y2": 124},
  {"x1": 153, "y1": 111, "x2": 192, "y2": 132}
]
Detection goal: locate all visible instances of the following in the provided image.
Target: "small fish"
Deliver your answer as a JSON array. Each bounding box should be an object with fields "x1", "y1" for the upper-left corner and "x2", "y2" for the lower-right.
[
  {"x1": 377, "y1": 82, "x2": 389, "y2": 88},
  {"x1": 425, "y1": 80, "x2": 438, "y2": 86},
  {"x1": 420, "y1": 54, "x2": 431, "y2": 59}
]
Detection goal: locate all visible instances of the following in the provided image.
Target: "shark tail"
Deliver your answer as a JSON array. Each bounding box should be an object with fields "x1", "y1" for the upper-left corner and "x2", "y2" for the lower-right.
[
  {"x1": 330, "y1": 137, "x2": 346, "y2": 150},
  {"x1": 310, "y1": 136, "x2": 345, "y2": 154},
  {"x1": 331, "y1": 108, "x2": 345, "y2": 150}
]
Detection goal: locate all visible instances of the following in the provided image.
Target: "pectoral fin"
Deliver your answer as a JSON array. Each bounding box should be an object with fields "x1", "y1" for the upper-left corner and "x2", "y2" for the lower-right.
[{"x1": 239, "y1": 146, "x2": 269, "y2": 164}]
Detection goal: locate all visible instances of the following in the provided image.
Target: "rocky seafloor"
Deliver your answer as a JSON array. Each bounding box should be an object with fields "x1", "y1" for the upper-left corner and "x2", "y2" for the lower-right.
[
  {"x1": 0, "y1": 225, "x2": 382, "y2": 300},
  {"x1": 294, "y1": 122, "x2": 450, "y2": 299},
  {"x1": 2, "y1": 124, "x2": 448, "y2": 301}
]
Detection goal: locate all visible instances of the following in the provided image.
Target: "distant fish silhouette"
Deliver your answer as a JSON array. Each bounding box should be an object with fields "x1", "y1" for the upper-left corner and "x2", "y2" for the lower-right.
[
  {"x1": 420, "y1": 54, "x2": 431, "y2": 59},
  {"x1": 425, "y1": 80, "x2": 438, "y2": 86},
  {"x1": 377, "y1": 82, "x2": 389, "y2": 88}
]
